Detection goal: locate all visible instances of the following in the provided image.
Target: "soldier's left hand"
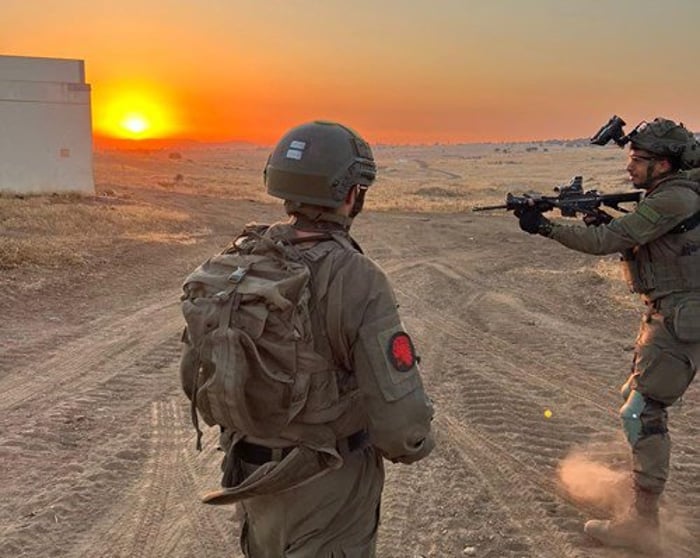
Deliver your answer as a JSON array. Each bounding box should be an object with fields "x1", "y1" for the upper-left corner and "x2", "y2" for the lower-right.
[{"x1": 515, "y1": 207, "x2": 550, "y2": 235}]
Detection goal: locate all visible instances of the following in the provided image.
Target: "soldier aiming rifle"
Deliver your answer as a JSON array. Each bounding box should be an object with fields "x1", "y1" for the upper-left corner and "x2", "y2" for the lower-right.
[{"x1": 483, "y1": 115, "x2": 700, "y2": 553}]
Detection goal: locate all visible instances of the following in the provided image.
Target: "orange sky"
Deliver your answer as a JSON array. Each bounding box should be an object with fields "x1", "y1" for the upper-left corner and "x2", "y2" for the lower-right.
[{"x1": 3, "y1": 1, "x2": 700, "y2": 145}]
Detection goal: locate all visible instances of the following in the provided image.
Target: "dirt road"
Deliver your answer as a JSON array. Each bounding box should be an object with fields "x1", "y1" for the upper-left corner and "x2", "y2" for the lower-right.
[{"x1": 1, "y1": 172, "x2": 698, "y2": 557}]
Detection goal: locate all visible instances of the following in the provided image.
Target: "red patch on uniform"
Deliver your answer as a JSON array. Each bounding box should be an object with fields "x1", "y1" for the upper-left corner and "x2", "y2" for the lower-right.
[{"x1": 387, "y1": 332, "x2": 416, "y2": 372}]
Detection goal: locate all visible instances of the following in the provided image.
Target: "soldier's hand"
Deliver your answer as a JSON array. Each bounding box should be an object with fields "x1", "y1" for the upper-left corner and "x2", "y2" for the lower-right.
[
  {"x1": 583, "y1": 210, "x2": 613, "y2": 227},
  {"x1": 515, "y1": 207, "x2": 550, "y2": 235}
]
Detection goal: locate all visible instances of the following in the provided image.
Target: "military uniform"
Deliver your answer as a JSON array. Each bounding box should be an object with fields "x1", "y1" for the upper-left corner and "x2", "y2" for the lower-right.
[
  {"x1": 180, "y1": 223, "x2": 434, "y2": 557},
  {"x1": 514, "y1": 116, "x2": 700, "y2": 551},
  {"x1": 547, "y1": 169, "x2": 700, "y2": 494},
  {"x1": 179, "y1": 120, "x2": 434, "y2": 558}
]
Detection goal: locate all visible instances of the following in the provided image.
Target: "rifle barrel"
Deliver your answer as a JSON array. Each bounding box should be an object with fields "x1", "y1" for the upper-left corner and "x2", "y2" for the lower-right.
[{"x1": 472, "y1": 204, "x2": 509, "y2": 212}]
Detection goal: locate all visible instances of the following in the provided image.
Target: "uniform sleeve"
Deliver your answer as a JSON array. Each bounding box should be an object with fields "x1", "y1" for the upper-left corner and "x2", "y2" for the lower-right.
[
  {"x1": 549, "y1": 184, "x2": 698, "y2": 255},
  {"x1": 333, "y1": 253, "x2": 435, "y2": 464}
]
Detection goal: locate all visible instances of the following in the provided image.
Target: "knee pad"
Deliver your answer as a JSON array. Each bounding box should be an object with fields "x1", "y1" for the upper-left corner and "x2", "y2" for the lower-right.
[{"x1": 620, "y1": 390, "x2": 646, "y2": 446}]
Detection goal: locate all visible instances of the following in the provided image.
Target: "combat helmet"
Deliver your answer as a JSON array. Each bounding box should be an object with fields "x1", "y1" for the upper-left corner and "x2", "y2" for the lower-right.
[
  {"x1": 629, "y1": 117, "x2": 698, "y2": 168},
  {"x1": 264, "y1": 121, "x2": 377, "y2": 208}
]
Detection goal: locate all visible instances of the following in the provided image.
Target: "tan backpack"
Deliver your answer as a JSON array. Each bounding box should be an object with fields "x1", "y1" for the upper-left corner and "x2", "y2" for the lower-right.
[{"x1": 181, "y1": 224, "x2": 333, "y2": 448}]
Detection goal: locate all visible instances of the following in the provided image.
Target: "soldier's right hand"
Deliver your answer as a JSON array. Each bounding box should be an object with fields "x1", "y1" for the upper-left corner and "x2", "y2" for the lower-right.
[{"x1": 583, "y1": 210, "x2": 613, "y2": 227}]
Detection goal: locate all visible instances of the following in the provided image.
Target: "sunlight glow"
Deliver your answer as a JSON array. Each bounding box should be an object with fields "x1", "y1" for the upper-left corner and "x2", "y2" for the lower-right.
[
  {"x1": 93, "y1": 86, "x2": 181, "y2": 140},
  {"x1": 122, "y1": 114, "x2": 149, "y2": 135}
]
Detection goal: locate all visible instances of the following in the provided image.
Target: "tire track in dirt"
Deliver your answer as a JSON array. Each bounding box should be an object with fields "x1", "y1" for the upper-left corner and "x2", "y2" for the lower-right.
[
  {"x1": 381, "y1": 252, "x2": 698, "y2": 557},
  {"x1": 392, "y1": 260, "x2": 621, "y2": 419},
  {"x1": 411, "y1": 255, "x2": 700, "y2": 551},
  {"x1": 377, "y1": 290, "x2": 585, "y2": 557},
  {"x1": 375, "y1": 338, "x2": 448, "y2": 557},
  {"x1": 414, "y1": 315, "x2": 588, "y2": 557},
  {"x1": 369, "y1": 235, "x2": 594, "y2": 555},
  {"x1": 0, "y1": 335, "x2": 185, "y2": 557},
  {"x1": 375, "y1": 326, "x2": 575, "y2": 557},
  {"x1": 0, "y1": 285, "x2": 207, "y2": 557},
  {"x1": 0, "y1": 294, "x2": 182, "y2": 412},
  {"x1": 439, "y1": 415, "x2": 584, "y2": 558},
  {"x1": 72, "y1": 400, "x2": 239, "y2": 558},
  {"x1": 3, "y1": 203, "x2": 697, "y2": 557}
]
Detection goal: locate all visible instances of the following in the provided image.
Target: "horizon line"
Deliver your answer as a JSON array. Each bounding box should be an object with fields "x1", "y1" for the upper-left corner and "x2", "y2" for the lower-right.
[{"x1": 92, "y1": 134, "x2": 597, "y2": 150}]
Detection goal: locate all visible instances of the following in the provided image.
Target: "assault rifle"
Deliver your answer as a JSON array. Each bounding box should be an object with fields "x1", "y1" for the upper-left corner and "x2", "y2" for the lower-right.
[{"x1": 472, "y1": 176, "x2": 642, "y2": 220}]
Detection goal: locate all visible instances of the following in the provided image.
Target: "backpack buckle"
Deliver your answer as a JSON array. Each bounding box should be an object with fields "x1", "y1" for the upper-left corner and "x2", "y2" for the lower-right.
[{"x1": 228, "y1": 266, "x2": 248, "y2": 283}]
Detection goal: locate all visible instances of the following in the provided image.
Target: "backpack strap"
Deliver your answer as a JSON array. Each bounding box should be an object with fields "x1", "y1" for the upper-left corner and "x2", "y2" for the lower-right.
[
  {"x1": 181, "y1": 327, "x2": 205, "y2": 451},
  {"x1": 326, "y1": 231, "x2": 364, "y2": 254}
]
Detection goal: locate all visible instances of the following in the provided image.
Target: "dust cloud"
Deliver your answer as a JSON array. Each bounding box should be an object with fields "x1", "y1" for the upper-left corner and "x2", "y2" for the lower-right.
[
  {"x1": 557, "y1": 437, "x2": 694, "y2": 551},
  {"x1": 556, "y1": 439, "x2": 632, "y2": 516}
]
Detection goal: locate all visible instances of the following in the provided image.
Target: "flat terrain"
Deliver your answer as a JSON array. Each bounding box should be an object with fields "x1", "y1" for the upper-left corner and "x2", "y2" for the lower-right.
[{"x1": 1, "y1": 143, "x2": 698, "y2": 557}]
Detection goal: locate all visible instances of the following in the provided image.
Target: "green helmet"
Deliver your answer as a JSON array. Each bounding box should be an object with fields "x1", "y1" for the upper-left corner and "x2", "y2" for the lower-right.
[
  {"x1": 629, "y1": 117, "x2": 696, "y2": 163},
  {"x1": 264, "y1": 121, "x2": 376, "y2": 208}
]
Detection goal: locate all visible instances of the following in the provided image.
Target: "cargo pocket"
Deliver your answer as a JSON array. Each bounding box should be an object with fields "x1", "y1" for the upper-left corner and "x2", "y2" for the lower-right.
[
  {"x1": 329, "y1": 502, "x2": 380, "y2": 558},
  {"x1": 672, "y1": 300, "x2": 700, "y2": 343},
  {"x1": 635, "y1": 344, "x2": 695, "y2": 406}
]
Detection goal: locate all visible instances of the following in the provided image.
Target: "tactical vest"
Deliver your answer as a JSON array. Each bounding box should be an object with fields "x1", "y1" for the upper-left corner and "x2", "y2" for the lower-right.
[{"x1": 621, "y1": 177, "x2": 700, "y2": 296}]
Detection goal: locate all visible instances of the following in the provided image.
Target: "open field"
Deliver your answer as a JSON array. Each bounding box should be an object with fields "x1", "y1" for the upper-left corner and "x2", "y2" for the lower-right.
[{"x1": 1, "y1": 142, "x2": 698, "y2": 557}]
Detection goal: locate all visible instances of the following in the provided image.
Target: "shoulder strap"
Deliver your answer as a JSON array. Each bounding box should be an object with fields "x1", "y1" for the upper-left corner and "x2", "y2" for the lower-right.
[
  {"x1": 326, "y1": 231, "x2": 363, "y2": 254},
  {"x1": 669, "y1": 210, "x2": 700, "y2": 235}
]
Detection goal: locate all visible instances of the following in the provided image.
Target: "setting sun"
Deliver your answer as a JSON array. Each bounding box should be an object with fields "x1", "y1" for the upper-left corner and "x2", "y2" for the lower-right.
[
  {"x1": 92, "y1": 85, "x2": 181, "y2": 140},
  {"x1": 122, "y1": 114, "x2": 150, "y2": 135}
]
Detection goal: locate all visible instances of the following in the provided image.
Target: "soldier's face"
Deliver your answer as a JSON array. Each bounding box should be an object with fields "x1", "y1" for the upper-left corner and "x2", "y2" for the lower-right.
[{"x1": 626, "y1": 148, "x2": 670, "y2": 188}]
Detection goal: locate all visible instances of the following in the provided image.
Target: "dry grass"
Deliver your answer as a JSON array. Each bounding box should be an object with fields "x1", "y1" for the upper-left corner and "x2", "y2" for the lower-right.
[
  {"x1": 370, "y1": 143, "x2": 629, "y2": 213},
  {"x1": 1, "y1": 142, "x2": 630, "y2": 270},
  {"x1": 94, "y1": 148, "x2": 272, "y2": 201},
  {"x1": 0, "y1": 192, "x2": 189, "y2": 269},
  {"x1": 93, "y1": 142, "x2": 630, "y2": 213}
]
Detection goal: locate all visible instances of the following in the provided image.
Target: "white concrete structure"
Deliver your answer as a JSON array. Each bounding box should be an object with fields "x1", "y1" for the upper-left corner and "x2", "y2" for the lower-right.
[{"x1": 0, "y1": 55, "x2": 94, "y2": 195}]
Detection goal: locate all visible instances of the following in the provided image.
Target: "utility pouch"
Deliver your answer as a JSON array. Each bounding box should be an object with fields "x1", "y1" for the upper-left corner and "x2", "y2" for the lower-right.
[
  {"x1": 620, "y1": 250, "x2": 647, "y2": 293},
  {"x1": 672, "y1": 300, "x2": 700, "y2": 343}
]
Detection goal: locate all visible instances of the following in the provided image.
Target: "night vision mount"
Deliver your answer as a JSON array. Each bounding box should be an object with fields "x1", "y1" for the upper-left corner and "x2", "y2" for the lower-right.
[{"x1": 590, "y1": 115, "x2": 637, "y2": 148}]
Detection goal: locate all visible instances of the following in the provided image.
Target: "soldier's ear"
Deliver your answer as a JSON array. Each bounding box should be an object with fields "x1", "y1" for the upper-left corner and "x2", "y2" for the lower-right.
[{"x1": 657, "y1": 158, "x2": 673, "y2": 172}]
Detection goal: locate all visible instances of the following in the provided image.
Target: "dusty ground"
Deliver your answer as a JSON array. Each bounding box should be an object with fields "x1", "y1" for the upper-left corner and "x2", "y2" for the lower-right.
[{"x1": 1, "y1": 143, "x2": 698, "y2": 558}]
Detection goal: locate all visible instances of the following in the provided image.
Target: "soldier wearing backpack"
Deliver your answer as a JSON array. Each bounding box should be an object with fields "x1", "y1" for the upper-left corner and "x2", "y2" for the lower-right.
[{"x1": 179, "y1": 121, "x2": 434, "y2": 557}]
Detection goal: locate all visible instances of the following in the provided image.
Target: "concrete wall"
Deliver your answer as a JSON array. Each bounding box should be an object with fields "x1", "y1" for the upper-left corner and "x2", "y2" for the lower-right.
[{"x1": 0, "y1": 55, "x2": 94, "y2": 195}]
